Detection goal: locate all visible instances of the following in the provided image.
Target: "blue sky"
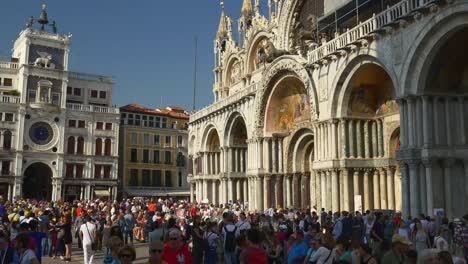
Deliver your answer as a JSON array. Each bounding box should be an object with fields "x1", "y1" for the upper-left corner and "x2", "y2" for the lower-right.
[{"x1": 0, "y1": 1, "x2": 247, "y2": 111}]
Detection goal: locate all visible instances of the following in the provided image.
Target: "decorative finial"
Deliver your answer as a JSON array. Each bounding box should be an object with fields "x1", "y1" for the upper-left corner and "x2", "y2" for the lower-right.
[
  {"x1": 26, "y1": 16, "x2": 34, "y2": 29},
  {"x1": 38, "y1": 3, "x2": 49, "y2": 30},
  {"x1": 220, "y1": 0, "x2": 224, "y2": 11}
]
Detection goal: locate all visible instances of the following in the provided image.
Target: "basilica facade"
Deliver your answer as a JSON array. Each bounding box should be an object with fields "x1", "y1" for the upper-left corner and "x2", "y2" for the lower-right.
[{"x1": 188, "y1": 0, "x2": 468, "y2": 219}]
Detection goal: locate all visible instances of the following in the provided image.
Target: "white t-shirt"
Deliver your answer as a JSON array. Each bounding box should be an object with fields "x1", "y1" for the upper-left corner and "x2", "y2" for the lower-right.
[
  {"x1": 433, "y1": 236, "x2": 449, "y2": 251},
  {"x1": 310, "y1": 247, "x2": 333, "y2": 264},
  {"x1": 80, "y1": 222, "x2": 97, "y2": 245},
  {"x1": 19, "y1": 249, "x2": 37, "y2": 264}
]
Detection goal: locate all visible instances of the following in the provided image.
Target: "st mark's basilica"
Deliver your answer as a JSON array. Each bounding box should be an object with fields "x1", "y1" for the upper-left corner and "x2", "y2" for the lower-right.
[{"x1": 188, "y1": 0, "x2": 468, "y2": 219}]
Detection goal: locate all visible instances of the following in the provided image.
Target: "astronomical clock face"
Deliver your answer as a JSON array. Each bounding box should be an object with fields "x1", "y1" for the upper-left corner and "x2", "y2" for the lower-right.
[{"x1": 29, "y1": 122, "x2": 54, "y2": 145}]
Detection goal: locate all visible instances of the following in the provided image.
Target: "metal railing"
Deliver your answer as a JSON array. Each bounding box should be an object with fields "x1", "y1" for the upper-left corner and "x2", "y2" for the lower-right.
[
  {"x1": 308, "y1": 0, "x2": 434, "y2": 64},
  {"x1": 68, "y1": 71, "x2": 113, "y2": 83},
  {"x1": 190, "y1": 83, "x2": 257, "y2": 122},
  {"x1": 66, "y1": 103, "x2": 119, "y2": 114},
  {"x1": 0, "y1": 95, "x2": 20, "y2": 104}
]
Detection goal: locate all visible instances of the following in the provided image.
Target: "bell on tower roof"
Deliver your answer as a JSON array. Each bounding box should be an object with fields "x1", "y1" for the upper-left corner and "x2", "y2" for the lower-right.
[
  {"x1": 38, "y1": 4, "x2": 49, "y2": 30},
  {"x1": 241, "y1": 0, "x2": 253, "y2": 17},
  {"x1": 216, "y1": 1, "x2": 228, "y2": 39}
]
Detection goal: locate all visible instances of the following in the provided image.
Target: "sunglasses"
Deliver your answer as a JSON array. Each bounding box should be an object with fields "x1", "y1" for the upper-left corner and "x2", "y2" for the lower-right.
[
  {"x1": 151, "y1": 249, "x2": 163, "y2": 253},
  {"x1": 119, "y1": 254, "x2": 132, "y2": 259}
]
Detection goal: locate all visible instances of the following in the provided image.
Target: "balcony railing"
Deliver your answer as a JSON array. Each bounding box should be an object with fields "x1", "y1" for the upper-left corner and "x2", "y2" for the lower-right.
[
  {"x1": 0, "y1": 61, "x2": 19, "y2": 70},
  {"x1": 68, "y1": 71, "x2": 113, "y2": 83},
  {"x1": 307, "y1": 0, "x2": 435, "y2": 64},
  {"x1": 66, "y1": 103, "x2": 119, "y2": 114},
  {"x1": 190, "y1": 82, "x2": 257, "y2": 122},
  {"x1": 0, "y1": 95, "x2": 20, "y2": 104}
]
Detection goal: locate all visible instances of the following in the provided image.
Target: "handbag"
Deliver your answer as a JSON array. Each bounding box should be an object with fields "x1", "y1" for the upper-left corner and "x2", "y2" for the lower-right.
[{"x1": 85, "y1": 223, "x2": 97, "y2": 251}]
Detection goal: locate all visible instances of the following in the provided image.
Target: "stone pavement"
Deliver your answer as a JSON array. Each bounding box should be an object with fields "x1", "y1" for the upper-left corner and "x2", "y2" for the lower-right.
[{"x1": 42, "y1": 241, "x2": 150, "y2": 264}]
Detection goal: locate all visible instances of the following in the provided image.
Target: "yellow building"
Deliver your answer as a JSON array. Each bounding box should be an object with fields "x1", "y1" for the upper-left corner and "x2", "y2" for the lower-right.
[{"x1": 118, "y1": 104, "x2": 189, "y2": 198}]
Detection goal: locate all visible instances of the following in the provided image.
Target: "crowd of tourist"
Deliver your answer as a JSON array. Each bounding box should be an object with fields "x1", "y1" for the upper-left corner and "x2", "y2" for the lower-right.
[{"x1": 0, "y1": 196, "x2": 466, "y2": 264}]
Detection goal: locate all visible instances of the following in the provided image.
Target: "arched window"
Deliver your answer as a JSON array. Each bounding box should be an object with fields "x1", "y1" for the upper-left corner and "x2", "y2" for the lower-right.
[
  {"x1": 3, "y1": 131, "x2": 12, "y2": 150},
  {"x1": 95, "y1": 138, "x2": 102, "y2": 156},
  {"x1": 104, "y1": 139, "x2": 112, "y2": 156},
  {"x1": 67, "y1": 136, "x2": 75, "y2": 154},
  {"x1": 176, "y1": 152, "x2": 185, "y2": 167},
  {"x1": 77, "y1": 137, "x2": 84, "y2": 154}
]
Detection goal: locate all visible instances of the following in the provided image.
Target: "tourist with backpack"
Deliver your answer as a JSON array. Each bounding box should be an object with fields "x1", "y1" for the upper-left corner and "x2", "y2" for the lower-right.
[
  {"x1": 203, "y1": 222, "x2": 219, "y2": 264},
  {"x1": 222, "y1": 214, "x2": 239, "y2": 264}
]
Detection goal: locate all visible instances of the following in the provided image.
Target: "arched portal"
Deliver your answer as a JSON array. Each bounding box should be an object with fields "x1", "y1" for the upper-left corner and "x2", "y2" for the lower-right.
[
  {"x1": 225, "y1": 114, "x2": 248, "y2": 203},
  {"x1": 286, "y1": 128, "x2": 314, "y2": 209},
  {"x1": 23, "y1": 162, "x2": 53, "y2": 200},
  {"x1": 199, "y1": 127, "x2": 221, "y2": 204},
  {"x1": 333, "y1": 61, "x2": 400, "y2": 212}
]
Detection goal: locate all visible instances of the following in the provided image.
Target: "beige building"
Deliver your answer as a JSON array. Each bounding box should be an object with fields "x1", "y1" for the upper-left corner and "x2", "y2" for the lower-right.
[
  {"x1": 188, "y1": 0, "x2": 468, "y2": 219},
  {"x1": 119, "y1": 104, "x2": 189, "y2": 198}
]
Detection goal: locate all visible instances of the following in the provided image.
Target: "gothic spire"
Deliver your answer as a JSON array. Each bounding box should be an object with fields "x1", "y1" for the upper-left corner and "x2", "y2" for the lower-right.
[
  {"x1": 216, "y1": 1, "x2": 228, "y2": 39},
  {"x1": 241, "y1": 0, "x2": 253, "y2": 17}
]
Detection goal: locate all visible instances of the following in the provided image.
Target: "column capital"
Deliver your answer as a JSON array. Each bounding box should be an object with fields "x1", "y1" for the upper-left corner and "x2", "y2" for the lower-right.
[
  {"x1": 406, "y1": 159, "x2": 420, "y2": 169},
  {"x1": 421, "y1": 158, "x2": 435, "y2": 168}
]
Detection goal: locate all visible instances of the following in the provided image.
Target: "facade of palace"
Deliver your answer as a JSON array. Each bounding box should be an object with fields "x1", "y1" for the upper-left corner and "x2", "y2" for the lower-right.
[
  {"x1": 0, "y1": 6, "x2": 119, "y2": 201},
  {"x1": 188, "y1": 0, "x2": 468, "y2": 219},
  {"x1": 118, "y1": 104, "x2": 189, "y2": 198}
]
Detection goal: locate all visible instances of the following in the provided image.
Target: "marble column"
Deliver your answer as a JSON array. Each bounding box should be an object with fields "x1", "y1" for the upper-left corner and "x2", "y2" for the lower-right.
[
  {"x1": 314, "y1": 125, "x2": 319, "y2": 160},
  {"x1": 316, "y1": 171, "x2": 322, "y2": 212},
  {"x1": 422, "y1": 160, "x2": 433, "y2": 216},
  {"x1": 256, "y1": 177, "x2": 264, "y2": 211},
  {"x1": 407, "y1": 98, "x2": 415, "y2": 147},
  {"x1": 240, "y1": 148, "x2": 245, "y2": 173},
  {"x1": 293, "y1": 173, "x2": 300, "y2": 208},
  {"x1": 458, "y1": 97, "x2": 466, "y2": 145},
  {"x1": 394, "y1": 166, "x2": 402, "y2": 212},
  {"x1": 349, "y1": 120, "x2": 355, "y2": 158},
  {"x1": 373, "y1": 169, "x2": 380, "y2": 209},
  {"x1": 379, "y1": 168, "x2": 387, "y2": 209},
  {"x1": 332, "y1": 170, "x2": 339, "y2": 212},
  {"x1": 275, "y1": 175, "x2": 283, "y2": 208},
  {"x1": 340, "y1": 120, "x2": 347, "y2": 158},
  {"x1": 326, "y1": 171, "x2": 332, "y2": 211},
  {"x1": 443, "y1": 159, "x2": 454, "y2": 219},
  {"x1": 190, "y1": 183, "x2": 194, "y2": 202},
  {"x1": 331, "y1": 120, "x2": 338, "y2": 159},
  {"x1": 364, "y1": 121, "x2": 370, "y2": 158},
  {"x1": 377, "y1": 119, "x2": 384, "y2": 157},
  {"x1": 212, "y1": 180, "x2": 217, "y2": 203},
  {"x1": 264, "y1": 176, "x2": 271, "y2": 209},
  {"x1": 353, "y1": 169, "x2": 360, "y2": 202},
  {"x1": 422, "y1": 96, "x2": 433, "y2": 148},
  {"x1": 236, "y1": 179, "x2": 241, "y2": 202},
  {"x1": 386, "y1": 167, "x2": 395, "y2": 210},
  {"x1": 408, "y1": 161, "x2": 420, "y2": 217},
  {"x1": 278, "y1": 138, "x2": 284, "y2": 173},
  {"x1": 339, "y1": 171, "x2": 344, "y2": 210},
  {"x1": 286, "y1": 174, "x2": 292, "y2": 207},
  {"x1": 272, "y1": 139, "x2": 278, "y2": 173},
  {"x1": 356, "y1": 120, "x2": 363, "y2": 158},
  {"x1": 243, "y1": 179, "x2": 248, "y2": 202},
  {"x1": 304, "y1": 174, "x2": 310, "y2": 208},
  {"x1": 363, "y1": 170, "x2": 371, "y2": 211},
  {"x1": 227, "y1": 178, "x2": 233, "y2": 202},
  {"x1": 372, "y1": 121, "x2": 378, "y2": 158},
  {"x1": 310, "y1": 170, "x2": 316, "y2": 210},
  {"x1": 445, "y1": 97, "x2": 452, "y2": 147},
  {"x1": 342, "y1": 169, "x2": 349, "y2": 211},
  {"x1": 419, "y1": 164, "x2": 427, "y2": 215},
  {"x1": 203, "y1": 180, "x2": 208, "y2": 201},
  {"x1": 321, "y1": 172, "x2": 327, "y2": 210}
]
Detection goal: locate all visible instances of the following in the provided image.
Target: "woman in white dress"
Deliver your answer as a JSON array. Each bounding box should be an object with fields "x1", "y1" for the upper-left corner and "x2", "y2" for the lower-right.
[{"x1": 411, "y1": 219, "x2": 430, "y2": 253}]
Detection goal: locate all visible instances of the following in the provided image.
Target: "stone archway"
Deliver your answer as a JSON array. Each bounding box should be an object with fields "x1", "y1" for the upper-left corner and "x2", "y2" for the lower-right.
[
  {"x1": 225, "y1": 113, "x2": 249, "y2": 203},
  {"x1": 23, "y1": 162, "x2": 53, "y2": 200}
]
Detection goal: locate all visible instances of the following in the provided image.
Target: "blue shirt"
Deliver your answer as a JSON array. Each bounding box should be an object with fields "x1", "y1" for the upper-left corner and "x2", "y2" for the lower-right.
[{"x1": 287, "y1": 241, "x2": 309, "y2": 264}]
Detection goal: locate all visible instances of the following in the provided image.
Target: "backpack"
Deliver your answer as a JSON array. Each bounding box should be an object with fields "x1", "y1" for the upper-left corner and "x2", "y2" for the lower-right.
[{"x1": 224, "y1": 226, "x2": 237, "y2": 252}]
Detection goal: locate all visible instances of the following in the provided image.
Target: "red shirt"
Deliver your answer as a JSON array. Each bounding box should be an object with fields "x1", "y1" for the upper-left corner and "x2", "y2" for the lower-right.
[
  {"x1": 239, "y1": 246, "x2": 267, "y2": 264},
  {"x1": 190, "y1": 207, "x2": 197, "y2": 218},
  {"x1": 76, "y1": 207, "x2": 83, "y2": 217},
  {"x1": 148, "y1": 203, "x2": 156, "y2": 212},
  {"x1": 162, "y1": 243, "x2": 193, "y2": 264}
]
